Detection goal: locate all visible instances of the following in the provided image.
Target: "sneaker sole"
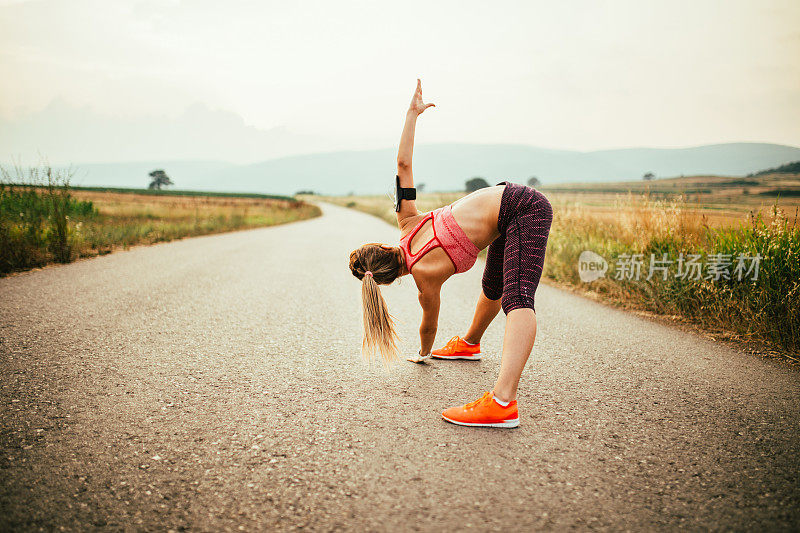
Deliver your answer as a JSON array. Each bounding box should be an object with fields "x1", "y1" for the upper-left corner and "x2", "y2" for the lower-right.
[
  {"x1": 441, "y1": 414, "x2": 519, "y2": 428},
  {"x1": 430, "y1": 354, "x2": 482, "y2": 360}
]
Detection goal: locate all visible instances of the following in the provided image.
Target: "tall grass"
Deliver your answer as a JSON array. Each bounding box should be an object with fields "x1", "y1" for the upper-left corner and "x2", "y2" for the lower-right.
[
  {"x1": 0, "y1": 165, "x2": 96, "y2": 271},
  {"x1": 545, "y1": 193, "x2": 799, "y2": 352}
]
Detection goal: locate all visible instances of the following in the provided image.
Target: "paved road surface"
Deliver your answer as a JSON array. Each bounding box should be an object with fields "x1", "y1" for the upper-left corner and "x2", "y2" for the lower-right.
[{"x1": 1, "y1": 202, "x2": 798, "y2": 531}]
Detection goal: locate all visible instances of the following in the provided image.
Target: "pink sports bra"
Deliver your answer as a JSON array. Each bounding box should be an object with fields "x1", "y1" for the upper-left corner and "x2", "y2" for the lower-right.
[{"x1": 399, "y1": 204, "x2": 480, "y2": 274}]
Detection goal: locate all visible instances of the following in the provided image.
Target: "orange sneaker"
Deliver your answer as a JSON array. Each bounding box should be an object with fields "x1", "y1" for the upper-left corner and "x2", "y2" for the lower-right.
[
  {"x1": 442, "y1": 391, "x2": 519, "y2": 428},
  {"x1": 431, "y1": 336, "x2": 481, "y2": 360}
]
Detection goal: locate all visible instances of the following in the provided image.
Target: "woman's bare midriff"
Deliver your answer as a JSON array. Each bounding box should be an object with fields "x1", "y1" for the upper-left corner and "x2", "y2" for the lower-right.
[{"x1": 449, "y1": 185, "x2": 505, "y2": 250}]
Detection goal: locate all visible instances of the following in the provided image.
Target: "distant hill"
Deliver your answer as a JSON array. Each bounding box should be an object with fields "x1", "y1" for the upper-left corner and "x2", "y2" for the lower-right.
[
  {"x1": 0, "y1": 100, "x2": 344, "y2": 164},
  {"x1": 751, "y1": 160, "x2": 800, "y2": 176},
  {"x1": 190, "y1": 142, "x2": 800, "y2": 195},
  {"x1": 61, "y1": 160, "x2": 235, "y2": 189},
  {"x1": 5, "y1": 142, "x2": 800, "y2": 196}
]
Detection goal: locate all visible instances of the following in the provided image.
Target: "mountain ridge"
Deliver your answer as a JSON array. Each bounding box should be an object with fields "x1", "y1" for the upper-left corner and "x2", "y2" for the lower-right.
[{"x1": 4, "y1": 142, "x2": 800, "y2": 196}]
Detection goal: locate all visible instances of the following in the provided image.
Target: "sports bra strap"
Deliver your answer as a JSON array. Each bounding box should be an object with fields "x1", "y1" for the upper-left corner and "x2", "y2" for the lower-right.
[
  {"x1": 400, "y1": 211, "x2": 440, "y2": 272},
  {"x1": 400, "y1": 205, "x2": 480, "y2": 275}
]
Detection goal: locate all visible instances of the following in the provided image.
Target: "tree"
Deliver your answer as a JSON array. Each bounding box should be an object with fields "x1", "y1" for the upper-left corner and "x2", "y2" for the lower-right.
[
  {"x1": 642, "y1": 172, "x2": 655, "y2": 181},
  {"x1": 417, "y1": 183, "x2": 426, "y2": 193},
  {"x1": 465, "y1": 177, "x2": 490, "y2": 192},
  {"x1": 148, "y1": 169, "x2": 173, "y2": 190},
  {"x1": 527, "y1": 176, "x2": 541, "y2": 187}
]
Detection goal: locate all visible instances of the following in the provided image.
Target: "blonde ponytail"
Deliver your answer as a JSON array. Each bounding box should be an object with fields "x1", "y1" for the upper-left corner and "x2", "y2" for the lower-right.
[
  {"x1": 349, "y1": 243, "x2": 405, "y2": 365},
  {"x1": 361, "y1": 274, "x2": 399, "y2": 364}
]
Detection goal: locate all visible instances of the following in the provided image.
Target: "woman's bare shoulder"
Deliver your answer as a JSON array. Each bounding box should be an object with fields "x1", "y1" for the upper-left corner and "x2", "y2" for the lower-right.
[
  {"x1": 410, "y1": 250, "x2": 454, "y2": 286},
  {"x1": 399, "y1": 212, "x2": 428, "y2": 236},
  {"x1": 410, "y1": 267, "x2": 445, "y2": 295}
]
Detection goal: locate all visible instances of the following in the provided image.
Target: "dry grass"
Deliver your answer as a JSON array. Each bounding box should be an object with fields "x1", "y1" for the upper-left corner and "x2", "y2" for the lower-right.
[
  {"x1": 544, "y1": 173, "x2": 800, "y2": 227},
  {"x1": 1, "y1": 176, "x2": 321, "y2": 275},
  {"x1": 69, "y1": 189, "x2": 321, "y2": 256}
]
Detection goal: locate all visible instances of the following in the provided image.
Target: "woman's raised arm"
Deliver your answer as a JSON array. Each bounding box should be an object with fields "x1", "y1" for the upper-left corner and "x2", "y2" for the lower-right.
[{"x1": 396, "y1": 79, "x2": 435, "y2": 224}]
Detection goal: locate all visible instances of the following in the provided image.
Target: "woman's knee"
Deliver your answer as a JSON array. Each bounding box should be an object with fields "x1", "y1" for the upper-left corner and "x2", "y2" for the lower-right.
[
  {"x1": 501, "y1": 294, "x2": 535, "y2": 315},
  {"x1": 481, "y1": 280, "x2": 503, "y2": 302},
  {"x1": 481, "y1": 250, "x2": 505, "y2": 301}
]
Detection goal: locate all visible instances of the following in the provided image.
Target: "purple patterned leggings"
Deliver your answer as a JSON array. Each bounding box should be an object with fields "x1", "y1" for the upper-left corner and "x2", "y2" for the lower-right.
[{"x1": 482, "y1": 181, "x2": 553, "y2": 314}]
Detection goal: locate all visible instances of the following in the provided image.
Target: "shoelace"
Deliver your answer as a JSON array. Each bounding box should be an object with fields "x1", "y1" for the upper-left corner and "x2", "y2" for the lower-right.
[
  {"x1": 465, "y1": 391, "x2": 492, "y2": 409},
  {"x1": 445, "y1": 335, "x2": 461, "y2": 353}
]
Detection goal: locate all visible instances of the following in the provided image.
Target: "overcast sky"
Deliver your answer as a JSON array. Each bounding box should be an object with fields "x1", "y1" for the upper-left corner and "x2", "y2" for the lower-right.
[{"x1": 1, "y1": 0, "x2": 798, "y2": 163}]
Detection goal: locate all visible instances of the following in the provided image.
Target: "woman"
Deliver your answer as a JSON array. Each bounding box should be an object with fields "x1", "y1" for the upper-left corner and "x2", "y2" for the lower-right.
[{"x1": 349, "y1": 79, "x2": 553, "y2": 428}]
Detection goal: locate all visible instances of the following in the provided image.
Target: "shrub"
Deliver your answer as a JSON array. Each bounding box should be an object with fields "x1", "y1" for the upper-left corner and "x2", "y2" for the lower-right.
[{"x1": 0, "y1": 165, "x2": 97, "y2": 272}]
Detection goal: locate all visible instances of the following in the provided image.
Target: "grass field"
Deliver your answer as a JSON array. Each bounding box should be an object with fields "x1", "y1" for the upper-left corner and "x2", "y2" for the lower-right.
[
  {"x1": 321, "y1": 174, "x2": 800, "y2": 355},
  {"x1": 544, "y1": 173, "x2": 800, "y2": 227},
  {"x1": 60, "y1": 185, "x2": 296, "y2": 201},
  {"x1": 1, "y1": 169, "x2": 321, "y2": 275}
]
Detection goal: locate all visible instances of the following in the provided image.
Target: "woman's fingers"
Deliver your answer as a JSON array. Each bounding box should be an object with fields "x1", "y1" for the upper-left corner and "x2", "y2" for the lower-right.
[{"x1": 410, "y1": 79, "x2": 433, "y2": 114}]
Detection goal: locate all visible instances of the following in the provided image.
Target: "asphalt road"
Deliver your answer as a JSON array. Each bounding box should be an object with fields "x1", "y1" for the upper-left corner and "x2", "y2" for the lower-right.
[{"x1": 1, "y1": 202, "x2": 798, "y2": 531}]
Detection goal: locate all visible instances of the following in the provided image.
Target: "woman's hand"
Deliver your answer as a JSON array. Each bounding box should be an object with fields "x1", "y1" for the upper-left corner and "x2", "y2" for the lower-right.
[
  {"x1": 407, "y1": 350, "x2": 432, "y2": 364},
  {"x1": 408, "y1": 79, "x2": 435, "y2": 116}
]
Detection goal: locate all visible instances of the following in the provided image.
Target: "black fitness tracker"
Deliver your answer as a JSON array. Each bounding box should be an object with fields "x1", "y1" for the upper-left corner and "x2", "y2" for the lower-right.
[{"x1": 394, "y1": 175, "x2": 416, "y2": 212}]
